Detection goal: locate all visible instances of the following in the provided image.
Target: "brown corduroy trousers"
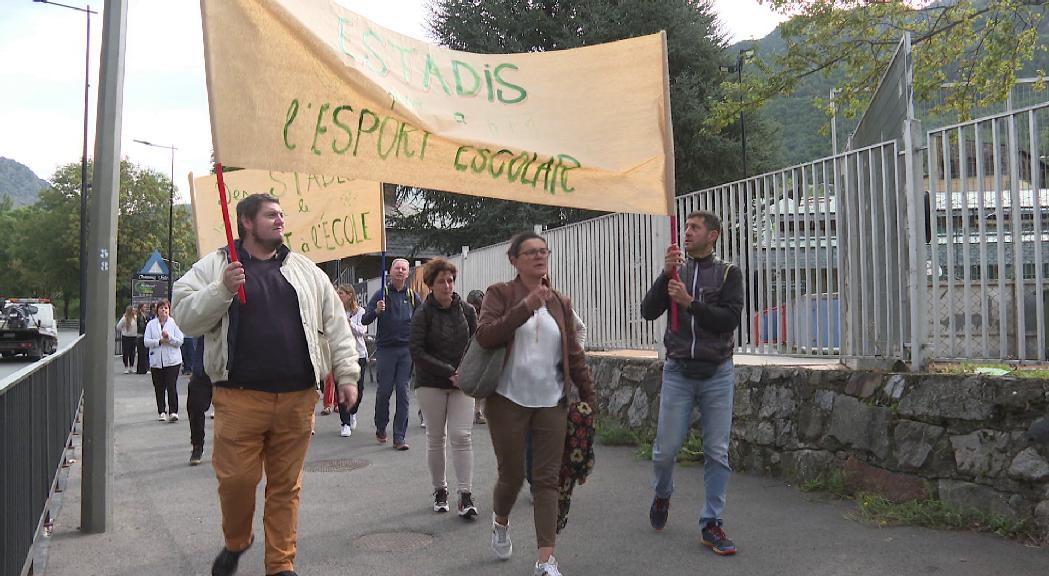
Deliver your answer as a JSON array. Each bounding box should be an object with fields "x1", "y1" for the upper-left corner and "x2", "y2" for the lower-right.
[
  {"x1": 486, "y1": 393, "x2": 568, "y2": 549},
  {"x1": 212, "y1": 387, "x2": 317, "y2": 575}
]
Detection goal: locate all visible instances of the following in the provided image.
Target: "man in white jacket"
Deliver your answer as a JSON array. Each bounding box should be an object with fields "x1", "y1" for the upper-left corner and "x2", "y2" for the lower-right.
[{"x1": 173, "y1": 193, "x2": 358, "y2": 576}]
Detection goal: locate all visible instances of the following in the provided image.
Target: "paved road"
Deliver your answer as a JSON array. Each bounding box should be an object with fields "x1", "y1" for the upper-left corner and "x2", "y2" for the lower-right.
[
  {"x1": 41, "y1": 357, "x2": 1049, "y2": 576},
  {"x1": 0, "y1": 329, "x2": 81, "y2": 383}
]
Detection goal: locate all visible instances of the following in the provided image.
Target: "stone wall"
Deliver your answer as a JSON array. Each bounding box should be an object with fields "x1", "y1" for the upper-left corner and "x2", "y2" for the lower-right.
[{"x1": 587, "y1": 355, "x2": 1049, "y2": 537}]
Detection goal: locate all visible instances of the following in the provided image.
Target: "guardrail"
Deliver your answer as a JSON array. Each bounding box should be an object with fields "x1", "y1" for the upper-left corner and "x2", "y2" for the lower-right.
[{"x1": 0, "y1": 337, "x2": 85, "y2": 576}]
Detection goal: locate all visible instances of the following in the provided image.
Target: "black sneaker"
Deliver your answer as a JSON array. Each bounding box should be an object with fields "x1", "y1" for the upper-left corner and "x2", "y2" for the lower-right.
[
  {"x1": 211, "y1": 538, "x2": 252, "y2": 576},
  {"x1": 190, "y1": 447, "x2": 203, "y2": 466},
  {"x1": 649, "y1": 496, "x2": 670, "y2": 531},
  {"x1": 433, "y1": 487, "x2": 449, "y2": 513},
  {"x1": 458, "y1": 491, "x2": 478, "y2": 519},
  {"x1": 701, "y1": 521, "x2": 737, "y2": 556}
]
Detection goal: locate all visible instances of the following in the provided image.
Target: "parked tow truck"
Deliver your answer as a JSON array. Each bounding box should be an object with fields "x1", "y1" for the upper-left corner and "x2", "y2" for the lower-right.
[{"x1": 0, "y1": 298, "x2": 59, "y2": 361}]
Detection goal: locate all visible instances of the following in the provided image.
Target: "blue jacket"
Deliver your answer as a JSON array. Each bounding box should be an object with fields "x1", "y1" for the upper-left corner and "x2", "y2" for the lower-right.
[{"x1": 362, "y1": 283, "x2": 418, "y2": 348}]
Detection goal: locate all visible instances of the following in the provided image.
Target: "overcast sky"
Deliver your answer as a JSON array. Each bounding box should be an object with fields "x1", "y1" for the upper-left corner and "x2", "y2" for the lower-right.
[{"x1": 0, "y1": 0, "x2": 785, "y2": 202}]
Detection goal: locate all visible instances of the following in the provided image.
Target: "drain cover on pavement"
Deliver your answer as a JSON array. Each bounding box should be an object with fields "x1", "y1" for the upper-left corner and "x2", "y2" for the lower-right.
[
  {"x1": 303, "y1": 458, "x2": 370, "y2": 473},
  {"x1": 355, "y1": 531, "x2": 433, "y2": 552}
]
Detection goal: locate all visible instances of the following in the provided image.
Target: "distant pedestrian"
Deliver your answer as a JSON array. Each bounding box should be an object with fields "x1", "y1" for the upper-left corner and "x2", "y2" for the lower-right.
[
  {"x1": 115, "y1": 305, "x2": 138, "y2": 374},
  {"x1": 173, "y1": 193, "x2": 359, "y2": 576},
  {"x1": 362, "y1": 257, "x2": 419, "y2": 450},
  {"x1": 410, "y1": 258, "x2": 478, "y2": 518},
  {"x1": 475, "y1": 232, "x2": 595, "y2": 576},
  {"x1": 186, "y1": 336, "x2": 212, "y2": 466},
  {"x1": 135, "y1": 303, "x2": 150, "y2": 374},
  {"x1": 144, "y1": 299, "x2": 184, "y2": 422},
  {"x1": 335, "y1": 283, "x2": 368, "y2": 437},
  {"x1": 641, "y1": 210, "x2": 744, "y2": 556}
]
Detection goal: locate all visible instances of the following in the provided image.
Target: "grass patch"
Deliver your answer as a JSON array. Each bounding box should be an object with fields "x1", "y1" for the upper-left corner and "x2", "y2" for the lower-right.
[
  {"x1": 929, "y1": 362, "x2": 1049, "y2": 379},
  {"x1": 852, "y1": 494, "x2": 1036, "y2": 541},
  {"x1": 595, "y1": 420, "x2": 640, "y2": 447},
  {"x1": 799, "y1": 469, "x2": 846, "y2": 496},
  {"x1": 636, "y1": 430, "x2": 703, "y2": 465}
]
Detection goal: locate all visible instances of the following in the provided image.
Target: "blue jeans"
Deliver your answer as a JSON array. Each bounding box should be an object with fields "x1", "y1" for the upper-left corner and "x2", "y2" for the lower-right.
[
  {"x1": 652, "y1": 358, "x2": 734, "y2": 527},
  {"x1": 374, "y1": 345, "x2": 412, "y2": 443}
]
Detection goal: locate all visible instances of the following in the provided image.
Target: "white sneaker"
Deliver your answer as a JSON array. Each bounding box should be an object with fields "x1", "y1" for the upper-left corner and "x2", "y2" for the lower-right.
[
  {"x1": 534, "y1": 556, "x2": 562, "y2": 576},
  {"x1": 490, "y1": 513, "x2": 512, "y2": 560},
  {"x1": 158, "y1": 412, "x2": 167, "y2": 422},
  {"x1": 349, "y1": 414, "x2": 357, "y2": 430},
  {"x1": 419, "y1": 409, "x2": 426, "y2": 428},
  {"x1": 169, "y1": 413, "x2": 179, "y2": 422},
  {"x1": 340, "y1": 424, "x2": 352, "y2": 437}
]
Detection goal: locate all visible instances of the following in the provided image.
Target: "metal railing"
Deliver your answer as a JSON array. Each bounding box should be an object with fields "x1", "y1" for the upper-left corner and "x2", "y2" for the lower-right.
[
  {"x1": 1, "y1": 338, "x2": 85, "y2": 576},
  {"x1": 924, "y1": 102, "x2": 1049, "y2": 362}
]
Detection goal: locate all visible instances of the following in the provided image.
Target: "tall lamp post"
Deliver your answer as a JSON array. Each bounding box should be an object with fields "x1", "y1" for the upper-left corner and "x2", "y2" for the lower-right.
[
  {"x1": 720, "y1": 47, "x2": 756, "y2": 180},
  {"x1": 33, "y1": 0, "x2": 97, "y2": 334},
  {"x1": 133, "y1": 140, "x2": 176, "y2": 300}
]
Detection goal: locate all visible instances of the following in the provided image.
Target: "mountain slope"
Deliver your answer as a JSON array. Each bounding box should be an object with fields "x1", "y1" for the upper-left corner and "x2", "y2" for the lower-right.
[{"x1": 0, "y1": 158, "x2": 48, "y2": 207}]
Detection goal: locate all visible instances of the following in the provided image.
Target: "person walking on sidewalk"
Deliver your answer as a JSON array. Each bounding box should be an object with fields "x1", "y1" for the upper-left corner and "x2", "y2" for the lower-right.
[
  {"x1": 173, "y1": 193, "x2": 359, "y2": 576},
  {"x1": 335, "y1": 283, "x2": 368, "y2": 437},
  {"x1": 409, "y1": 258, "x2": 479, "y2": 519},
  {"x1": 475, "y1": 232, "x2": 596, "y2": 576},
  {"x1": 362, "y1": 257, "x2": 418, "y2": 450},
  {"x1": 186, "y1": 336, "x2": 211, "y2": 466},
  {"x1": 116, "y1": 305, "x2": 138, "y2": 374},
  {"x1": 135, "y1": 302, "x2": 150, "y2": 374},
  {"x1": 640, "y1": 210, "x2": 744, "y2": 556},
  {"x1": 144, "y1": 299, "x2": 183, "y2": 422}
]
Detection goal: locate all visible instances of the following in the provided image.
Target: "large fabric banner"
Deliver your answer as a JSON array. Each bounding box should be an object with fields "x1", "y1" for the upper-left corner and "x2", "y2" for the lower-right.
[
  {"x1": 200, "y1": 0, "x2": 675, "y2": 216},
  {"x1": 188, "y1": 170, "x2": 385, "y2": 263}
]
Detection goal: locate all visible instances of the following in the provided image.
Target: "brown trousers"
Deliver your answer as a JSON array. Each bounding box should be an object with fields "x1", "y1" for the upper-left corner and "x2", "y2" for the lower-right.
[
  {"x1": 212, "y1": 387, "x2": 317, "y2": 574},
  {"x1": 486, "y1": 393, "x2": 568, "y2": 549}
]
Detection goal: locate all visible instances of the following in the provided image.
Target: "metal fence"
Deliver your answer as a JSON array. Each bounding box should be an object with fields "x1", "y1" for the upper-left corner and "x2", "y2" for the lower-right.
[
  {"x1": 0, "y1": 338, "x2": 85, "y2": 576},
  {"x1": 924, "y1": 102, "x2": 1049, "y2": 362}
]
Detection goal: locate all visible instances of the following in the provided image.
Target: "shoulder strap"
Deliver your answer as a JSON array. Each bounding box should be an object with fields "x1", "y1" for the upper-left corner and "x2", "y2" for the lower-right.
[{"x1": 460, "y1": 299, "x2": 477, "y2": 335}]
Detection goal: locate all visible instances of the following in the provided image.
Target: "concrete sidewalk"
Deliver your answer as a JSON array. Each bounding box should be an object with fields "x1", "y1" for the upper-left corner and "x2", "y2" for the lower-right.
[{"x1": 43, "y1": 358, "x2": 1048, "y2": 576}]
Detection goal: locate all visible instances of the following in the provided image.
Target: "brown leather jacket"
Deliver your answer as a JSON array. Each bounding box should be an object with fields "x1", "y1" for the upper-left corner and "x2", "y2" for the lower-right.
[{"x1": 475, "y1": 276, "x2": 596, "y2": 405}]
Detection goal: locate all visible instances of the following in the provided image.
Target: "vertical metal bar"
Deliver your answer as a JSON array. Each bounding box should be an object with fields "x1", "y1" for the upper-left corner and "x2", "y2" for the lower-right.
[
  {"x1": 942, "y1": 130, "x2": 956, "y2": 357},
  {"x1": 745, "y1": 179, "x2": 758, "y2": 353},
  {"x1": 801, "y1": 164, "x2": 812, "y2": 354},
  {"x1": 993, "y1": 118, "x2": 1009, "y2": 360},
  {"x1": 792, "y1": 168, "x2": 804, "y2": 354},
  {"x1": 1008, "y1": 113, "x2": 1027, "y2": 359},
  {"x1": 774, "y1": 171, "x2": 786, "y2": 351},
  {"x1": 762, "y1": 176, "x2": 774, "y2": 354},
  {"x1": 846, "y1": 152, "x2": 863, "y2": 356},
  {"x1": 1029, "y1": 110, "x2": 1045, "y2": 361},
  {"x1": 815, "y1": 161, "x2": 826, "y2": 355},
  {"x1": 867, "y1": 147, "x2": 881, "y2": 355},
  {"x1": 974, "y1": 122, "x2": 991, "y2": 359},
  {"x1": 958, "y1": 126, "x2": 974, "y2": 359},
  {"x1": 904, "y1": 118, "x2": 928, "y2": 370},
  {"x1": 833, "y1": 152, "x2": 847, "y2": 356},
  {"x1": 880, "y1": 145, "x2": 894, "y2": 355}
]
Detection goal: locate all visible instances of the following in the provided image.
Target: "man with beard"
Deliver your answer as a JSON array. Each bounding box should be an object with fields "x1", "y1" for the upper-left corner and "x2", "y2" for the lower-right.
[
  {"x1": 173, "y1": 193, "x2": 359, "y2": 576},
  {"x1": 641, "y1": 210, "x2": 744, "y2": 556}
]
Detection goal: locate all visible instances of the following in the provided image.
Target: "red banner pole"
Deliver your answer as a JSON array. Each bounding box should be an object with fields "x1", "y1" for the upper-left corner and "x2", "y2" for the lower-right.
[
  {"x1": 669, "y1": 215, "x2": 679, "y2": 332},
  {"x1": 215, "y1": 163, "x2": 246, "y2": 304}
]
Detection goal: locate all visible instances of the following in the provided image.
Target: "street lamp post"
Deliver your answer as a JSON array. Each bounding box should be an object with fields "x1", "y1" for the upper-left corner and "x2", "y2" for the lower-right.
[
  {"x1": 133, "y1": 140, "x2": 176, "y2": 301},
  {"x1": 34, "y1": 0, "x2": 97, "y2": 334},
  {"x1": 720, "y1": 47, "x2": 756, "y2": 180}
]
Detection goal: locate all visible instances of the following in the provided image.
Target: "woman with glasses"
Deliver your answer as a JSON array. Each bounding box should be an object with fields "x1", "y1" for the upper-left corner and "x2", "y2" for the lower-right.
[{"x1": 475, "y1": 232, "x2": 596, "y2": 576}]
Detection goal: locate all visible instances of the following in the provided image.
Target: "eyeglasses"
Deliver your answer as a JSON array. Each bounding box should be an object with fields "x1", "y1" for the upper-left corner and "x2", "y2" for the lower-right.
[{"x1": 518, "y1": 248, "x2": 551, "y2": 258}]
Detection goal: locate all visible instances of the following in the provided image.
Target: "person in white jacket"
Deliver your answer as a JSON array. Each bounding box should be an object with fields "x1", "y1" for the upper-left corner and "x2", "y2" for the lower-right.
[
  {"x1": 144, "y1": 299, "x2": 183, "y2": 422},
  {"x1": 172, "y1": 193, "x2": 359, "y2": 576}
]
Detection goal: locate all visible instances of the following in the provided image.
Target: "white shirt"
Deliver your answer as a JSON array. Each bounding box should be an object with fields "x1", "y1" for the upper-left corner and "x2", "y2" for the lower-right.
[
  {"x1": 347, "y1": 307, "x2": 367, "y2": 358},
  {"x1": 496, "y1": 305, "x2": 564, "y2": 408}
]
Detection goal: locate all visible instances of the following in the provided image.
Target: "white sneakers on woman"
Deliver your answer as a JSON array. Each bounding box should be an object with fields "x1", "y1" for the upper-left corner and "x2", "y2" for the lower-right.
[
  {"x1": 490, "y1": 513, "x2": 512, "y2": 560},
  {"x1": 534, "y1": 556, "x2": 562, "y2": 576}
]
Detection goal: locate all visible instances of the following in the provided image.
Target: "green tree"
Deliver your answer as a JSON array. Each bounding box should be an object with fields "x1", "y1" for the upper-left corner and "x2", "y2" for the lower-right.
[
  {"x1": 5, "y1": 160, "x2": 198, "y2": 318},
  {"x1": 390, "y1": 0, "x2": 782, "y2": 253},
  {"x1": 710, "y1": 0, "x2": 1049, "y2": 131}
]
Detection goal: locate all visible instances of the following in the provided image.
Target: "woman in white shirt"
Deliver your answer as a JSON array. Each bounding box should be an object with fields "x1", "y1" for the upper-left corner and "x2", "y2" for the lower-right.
[
  {"x1": 474, "y1": 232, "x2": 596, "y2": 576},
  {"x1": 144, "y1": 299, "x2": 184, "y2": 422},
  {"x1": 115, "y1": 305, "x2": 138, "y2": 374},
  {"x1": 336, "y1": 284, "x2": 369, "y2": 437}
]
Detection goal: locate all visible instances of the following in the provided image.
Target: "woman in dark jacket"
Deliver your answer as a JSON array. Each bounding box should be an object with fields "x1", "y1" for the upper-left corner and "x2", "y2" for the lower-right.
[
  {"x1": 410, "y1": 258, "x2": 478, "y2": 518},
  {"x1": 135, "y1": 302, "x2": 150, "y2": 374},
  {"x1": 475, "y1": 232, "x2": 595, "y2": 576}
]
